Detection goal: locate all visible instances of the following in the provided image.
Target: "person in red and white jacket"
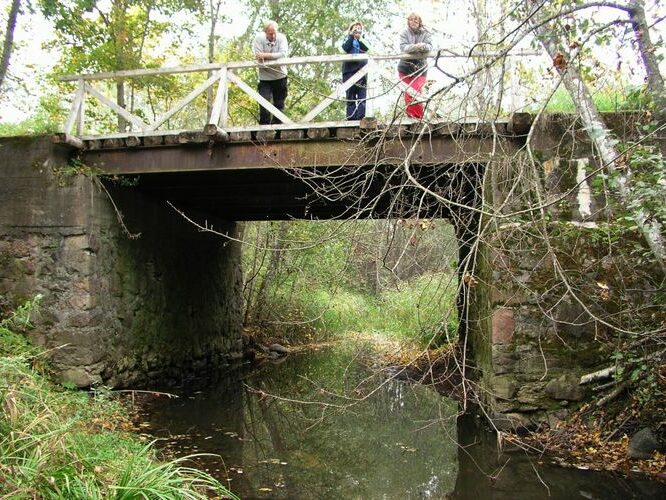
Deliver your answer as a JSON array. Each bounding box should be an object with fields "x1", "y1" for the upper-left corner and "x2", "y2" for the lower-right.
[{"x1": 397, "y1": 13, "x2": 432, "y2": 120}]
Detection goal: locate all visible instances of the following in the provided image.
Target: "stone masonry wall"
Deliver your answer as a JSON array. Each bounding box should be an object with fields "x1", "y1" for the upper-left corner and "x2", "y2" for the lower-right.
[
  {"x1": 468, "y1": 112, "x2": 653, "y2": 429},
  {"x1": 0, "y1": 136, "x2": 243, "y2": 387}
]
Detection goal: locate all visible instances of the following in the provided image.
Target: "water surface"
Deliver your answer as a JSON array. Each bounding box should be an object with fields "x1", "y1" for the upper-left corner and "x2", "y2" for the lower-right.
[{"x1": 138, "y1": 343, "x2": 666, "y2": 499}]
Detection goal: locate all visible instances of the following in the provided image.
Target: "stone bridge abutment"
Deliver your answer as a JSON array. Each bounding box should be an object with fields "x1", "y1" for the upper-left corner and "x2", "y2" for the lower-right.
[
  {"x1": 0, "y1": 135, "x2": 244, "y2": 387},
  {"x1": 465, "y1": 113, "x2": 658, "y2": 428}
]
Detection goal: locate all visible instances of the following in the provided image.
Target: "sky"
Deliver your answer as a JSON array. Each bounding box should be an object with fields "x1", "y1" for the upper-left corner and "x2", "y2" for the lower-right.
[{"x1": 0, "y1": 0, "x2": 664, "y2": 124}]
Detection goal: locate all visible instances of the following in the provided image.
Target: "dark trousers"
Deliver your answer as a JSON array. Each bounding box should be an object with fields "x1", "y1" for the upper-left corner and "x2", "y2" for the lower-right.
[
  {"x1": 342, "y1": 73, "x2": 367, "y2": 120},
  {"x1": 258, "y1": 77, "x2": 288, "y2": 125}
]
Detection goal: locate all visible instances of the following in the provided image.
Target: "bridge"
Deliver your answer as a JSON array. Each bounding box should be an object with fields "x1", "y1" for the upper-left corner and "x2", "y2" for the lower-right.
[
  {"x1": 52, "y1": 52, "x2": 532, "y2": 220},
  {"x1": 2, "y1": 50, "x2": 633, "y2": 430}
]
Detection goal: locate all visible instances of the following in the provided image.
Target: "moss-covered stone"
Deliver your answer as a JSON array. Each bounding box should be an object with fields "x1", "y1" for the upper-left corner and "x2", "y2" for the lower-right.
[{"x1": 0, "y1": 136, "x2": 244, "y2": 388}]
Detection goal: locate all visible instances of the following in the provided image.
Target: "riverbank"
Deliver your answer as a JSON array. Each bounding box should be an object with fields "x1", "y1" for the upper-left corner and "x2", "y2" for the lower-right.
[
  {"x1": 0, "y1": 300, "x2": 238, "y2": 498},
  {"x1": 394, "y1": 343, "x2": 666, "y2": 483},
  {"x1": 515, "y1": 400, "x2": 666, "y2": 481}
]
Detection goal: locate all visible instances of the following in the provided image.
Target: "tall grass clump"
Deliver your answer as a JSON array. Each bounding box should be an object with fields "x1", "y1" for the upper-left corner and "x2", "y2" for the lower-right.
[
  {"x1": 271, "y1": 272, "x2": 458, "y2": 348},
  {"x1": 537, "y1": 87, "x2": 637, "y2": 113},
  {"x1": 377, "y1": 272, "x2": 458, "y2": 345},
  {"x1": 0, "y1": 297, "x2": 238, "y2": 499}
]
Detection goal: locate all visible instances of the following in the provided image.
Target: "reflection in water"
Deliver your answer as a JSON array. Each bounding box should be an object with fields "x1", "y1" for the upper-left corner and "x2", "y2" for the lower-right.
[
  {"x1": 452, "y1": 413, "x2": 666, "y2": 500},
  {"x1": 140, "y1": 343, "x2": 666, "y2": 499},
  {"x1": 143, "y1": 343, "x2": 458, "y2": 498}
]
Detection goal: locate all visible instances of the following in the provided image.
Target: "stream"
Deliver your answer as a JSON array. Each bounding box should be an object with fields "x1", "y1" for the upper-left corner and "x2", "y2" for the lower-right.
[{"x1": 136, "y1": 342, "x2": 666, "y2": 499}]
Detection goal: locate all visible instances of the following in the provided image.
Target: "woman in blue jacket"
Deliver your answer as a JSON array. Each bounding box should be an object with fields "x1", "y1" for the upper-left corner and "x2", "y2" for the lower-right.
[{"x1": 341, "y1": 21, "x2": 370, "y2": 120}]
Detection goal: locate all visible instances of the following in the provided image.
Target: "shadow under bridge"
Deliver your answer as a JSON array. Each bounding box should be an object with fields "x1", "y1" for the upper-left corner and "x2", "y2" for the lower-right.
[{"x1": 83, "y1": 120, "x2": 527, "y2": 221}]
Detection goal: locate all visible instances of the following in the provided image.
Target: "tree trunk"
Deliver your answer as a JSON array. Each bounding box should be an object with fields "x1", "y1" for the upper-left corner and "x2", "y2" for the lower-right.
[
  {"x1": 528, "y1": 3, "x2": 666, "y2": 274},
  {"x1": 243, "y1": 223, "x2": 269, "y2": 326},
  {"x1": 112, "y1": 0, "x2": 129, "y2": 132},
  {"x1": 253, "y1": 221, "x2": 290, "y2": 324},
  {"x1": 628, "y1": 0, "x2": 666, "y2": 115},
  {"x1": 0, "y1": 0, "x2": 21, "y2": 92}
]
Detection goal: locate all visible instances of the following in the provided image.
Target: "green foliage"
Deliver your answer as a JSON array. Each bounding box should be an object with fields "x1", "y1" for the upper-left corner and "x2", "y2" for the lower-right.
[
  {"x1": 589, "y1": 134, "x2": 666, "y2": 267},
  {"x1": 0, "y1": 294, "x2": 42, "y2": 331},
  {"x1": 254, "y1": 270, "x2": 458, "y2": 348},
  {"x1": 596, "y1": 136, "x2": 666, "y2": 407},
  {"x1": 0, "y1": 94, "x2": 65, "y2": 136},
  {"x1": 52, "y1": 158, "x2": 101, "y2": 186},
  {"x1": 243, "y1": 220, "x2": 459, "y2": 347},
  {"x1": 0, "y1": 295, "x2": 42, "y2": 357},
  {"x1": 611, "y1": 341, "x2": 665, "y2": 407},
  {"x1": 290, "y1": 273, "x2": 459, "y2": 347},
  {"x1": 620, "y1": 85, "x2": 651, "y2": 112},
  {"x1": 623, "y1": 143, "x2": 666, "y2": 227},
  {"x1": 548, "y1": 213, "x2": 665, "y2": 411},
  {"x1": 0, "y1": 297, "x2": 238, "y2": 499},
  {"x1": 38, "y1": 0, "x2": 208, "y2": 133},
  {"x1": 537, "y1": 87, "x2": 637, "y2": 113},
  {"x1": 39, "y1": 0, "x2": 201, "y2": 75}
]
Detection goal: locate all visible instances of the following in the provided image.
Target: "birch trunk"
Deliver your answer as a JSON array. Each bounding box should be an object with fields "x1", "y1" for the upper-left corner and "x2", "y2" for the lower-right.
[
  {"x1": 528, "y1": 3, "x2": 666, "y2": 274},
  {"x1": 628, "y1": 0, "x2": 666, "y2": 114}
]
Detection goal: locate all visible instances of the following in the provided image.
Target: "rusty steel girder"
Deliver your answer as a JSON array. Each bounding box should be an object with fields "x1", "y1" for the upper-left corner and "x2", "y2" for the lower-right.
[{"x1": 82, "y1": 134, "x2": 519, "y2": 175}]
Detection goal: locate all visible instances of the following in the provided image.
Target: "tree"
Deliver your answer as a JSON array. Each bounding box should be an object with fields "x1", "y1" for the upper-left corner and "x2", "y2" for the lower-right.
[
  {"x1": 199, "y1": 0, "x2": 229, "y2": 116},
  {"x1": 39, "y1": 0, "x2": 202, "y2": 130},
  {"x1": 524, "y1": 0, "x2": 666, "y2": 273},
  {"x1": 0, "y1": 0, "x2": 22, "y2": 93}
]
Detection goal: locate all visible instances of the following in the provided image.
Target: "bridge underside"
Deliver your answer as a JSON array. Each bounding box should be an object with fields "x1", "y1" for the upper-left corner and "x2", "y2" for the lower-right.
[
  {"x1": 107, "y1": 164, "x2": 483, "y2": 221},
  {"x1": 84, "y1": 125, "x2": 521, "y2": 221}
]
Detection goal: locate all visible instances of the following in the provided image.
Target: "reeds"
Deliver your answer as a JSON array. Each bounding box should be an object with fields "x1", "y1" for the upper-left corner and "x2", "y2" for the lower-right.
[{"x1": 0, "y1": 297, "x2": 238, "y2": 499}]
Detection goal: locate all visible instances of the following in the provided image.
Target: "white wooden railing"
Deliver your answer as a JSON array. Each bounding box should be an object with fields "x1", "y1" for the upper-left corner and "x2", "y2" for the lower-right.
[{"x1": 58, "y1": 50, "x2": 531, "y2": 142}]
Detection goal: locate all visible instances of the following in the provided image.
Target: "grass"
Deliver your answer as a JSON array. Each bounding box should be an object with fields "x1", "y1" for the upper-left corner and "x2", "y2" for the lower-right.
[
  {"x1": 536, "y1": 86, "x2": 646, "y2": 113},
  {"x1": 0, "y1": 297, "x2": 239, "y2": 499},
  {"x1": 267, "y1": 272, "x2": 459, "y2": 347}
]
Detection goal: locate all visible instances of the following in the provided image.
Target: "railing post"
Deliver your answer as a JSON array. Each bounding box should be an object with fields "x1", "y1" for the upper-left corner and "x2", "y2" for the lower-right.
[
  {"x1": 209, "y1": 66, "x2": 228, "y2": 128},
  {"x1": 76, "y1": 78, "x2": 85, "y2": 136},
  {"x1": 366, "y1": 59, "x2": 374, "y2": 117},
  {"x1": 63, "y1": 78, "x2": 85, "y2": 136}
]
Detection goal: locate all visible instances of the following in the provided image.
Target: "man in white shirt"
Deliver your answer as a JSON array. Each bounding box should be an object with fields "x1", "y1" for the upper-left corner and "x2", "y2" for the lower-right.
[{"x1": 253, "y1": 20, "x2": 289, "y2": 125}]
